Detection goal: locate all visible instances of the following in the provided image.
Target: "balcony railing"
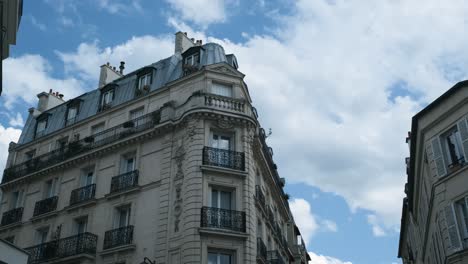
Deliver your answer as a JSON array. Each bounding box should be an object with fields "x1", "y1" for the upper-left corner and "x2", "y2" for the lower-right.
[
  {"x1": 2, "y1": 111, "x2": 161, "y2": 184},
  {"x1": 103, "y1": 225, "x2": 134, "y2": 250},
  {"x1": 255, "y1": 185, "x2": 266, "y2": 208},
  {"x1": 266, "y1": 205, "x2": 275, "y2": 225},
  {"x1": 1, "y1": 207, "x2": 23, "y2": 226},
  {"x1": 267, "y1": 250, "x2": 286, "y2": 264},
  {"x1": 257, "y1": 237, "x2": 267, "y2": 263},
  {"x1": 202, "y1": 147, "x2": 245, "y2": 171},
  {"x1": 204, "y1": 94, "x2": 245, "y2": 113},
  {"x1": 69, "y1": 184, "x2": 96, "y2": 206},
  {"x1": 33, "y1": 196, "x2": 58, "y2": 217},
  {"x1": 25, "y1": 232, "x2": 97, "y2": 263},
  {"x1": 200, "y1": 206, "x2": 246, "y2": 232},
  {"x1": 110, "y1": 170, "x2": 139, "y2": 193}
]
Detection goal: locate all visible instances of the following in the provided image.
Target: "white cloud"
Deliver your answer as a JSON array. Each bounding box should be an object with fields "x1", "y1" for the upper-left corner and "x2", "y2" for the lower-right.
[
  {"x1": 97, "y1": 0, "x2": 143, "y2": 14},
  {"x1": 289, "y1": 198, "x2": 338, "y2": 245},
  {"x1": 368, "y1": 214, "x2": 386, "y2": 237},
  {"x1": 165, "y1": 0, "x2": 228, "y2": 27},
  {"x1": 308, "y1": 251, "x2": 353, "y2": 264},
  {"x1": 3, "y1": 54, "x2": 85, "y2": 109},
  {"x1": 56, "y1": 35, "x2": 174, "y2": 82},
  {"x1": 30, "y1": 16, "x2": 46, "y2": 31},
  {"x1": 9, "y1": 113, "x2": 24, "y2": 127},
  {"x1": 0, "y1": 126, "x2": 22, "y2": 176}
]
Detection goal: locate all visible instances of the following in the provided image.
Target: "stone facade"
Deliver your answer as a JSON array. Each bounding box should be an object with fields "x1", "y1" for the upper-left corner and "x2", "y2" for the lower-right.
[
  {"x1": 399, "y1": 82, "x2": 468, "y2": 264},
  {"x1": 0, "y1": 34, "x2": 311, "y2": 264}
]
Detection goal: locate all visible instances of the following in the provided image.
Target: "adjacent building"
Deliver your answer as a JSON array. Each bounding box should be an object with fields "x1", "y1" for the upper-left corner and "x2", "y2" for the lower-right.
[
  {"x1": 0, "y1": 32, "x2": 311, "y2": 264},
  {"x1": 398, "y1": 82, "x2": 468, "y2": 263}
]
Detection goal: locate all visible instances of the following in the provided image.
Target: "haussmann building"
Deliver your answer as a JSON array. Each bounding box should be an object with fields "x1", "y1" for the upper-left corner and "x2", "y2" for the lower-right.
[{"x1": 0, "y1": 32, "x2": 311, "y2": 264}]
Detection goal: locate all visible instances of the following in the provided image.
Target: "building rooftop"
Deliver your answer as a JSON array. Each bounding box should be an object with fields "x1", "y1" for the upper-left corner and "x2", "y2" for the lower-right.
[{"x1": 18, "y1": 42, "x2": 236, "y2": 145}]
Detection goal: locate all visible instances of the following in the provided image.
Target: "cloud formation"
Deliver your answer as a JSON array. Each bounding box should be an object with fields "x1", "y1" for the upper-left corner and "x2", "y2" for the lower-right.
[
  {"x1": 165, "y1": 0, "x2": 229, "y2": 27},
  {"x1": 0, "y1": 126, "x2": 22, "y2": 175},
  {"x1": 308, "y1": 251, "x2": 353, "y2": 264}
]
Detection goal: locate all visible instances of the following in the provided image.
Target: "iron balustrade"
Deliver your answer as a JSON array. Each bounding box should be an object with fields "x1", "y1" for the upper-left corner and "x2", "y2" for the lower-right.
[
  {"x1": 202, "y1": 147, "x2": 245, "y2": 171},
  {"x1": 103, "y1": 225, "x2": 134, "y2": 249},
  {"x1": 200, "y1": 206, "x2": 246, "y2": 232},
  {"x1": 267, "y1": 250, "x2": 286, "y2": 264},
  {"x1": 255, "y1": 185, "x2": 266, "y2": 208},
  {"x1": 110, "y1": 170, "x2": 139, "y2": 193},
  {"x1": 33, "y1": 196, "x2": 58, "y2": 217},
  {"x1": 69, "y1": 184, "x2": 96, "y2": 206},
  {"x1": 2, "y1": 111, "x2": 161, "y2": 184},
  {"x1": 25, "y1": 232, "x2": 97, "y2": 263},
  {"x1": 1, "y1": 207, "x2": 23, "y2": 226},
  {"x1": 257, "y1": 237, "x2": 267, "y2": 263},
  {"x1": 266, "y1": 205, "x2": 275, "y2": 225}
]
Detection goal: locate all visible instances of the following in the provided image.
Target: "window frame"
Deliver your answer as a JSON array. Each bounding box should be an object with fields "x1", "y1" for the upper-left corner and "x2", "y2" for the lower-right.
[
  {"x1": 211, "y1": 82, "x2": 233, "y2": 97},
  {"x1": 114, "y1": 204, "x2": 132, "y2": 228},
  {"x1": 207, "y1": 249, "x2": 235, "y2": 264},
  {"x1": 441, "y1": 127, "x2": 465, "y2": 167}
]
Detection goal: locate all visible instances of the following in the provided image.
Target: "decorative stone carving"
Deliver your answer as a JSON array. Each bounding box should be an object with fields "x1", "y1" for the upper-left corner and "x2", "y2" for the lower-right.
[
  {"x1": 216, "y1": 118, "x2": 235, "y2": 130},
  {"x1": 173, "y1": 184, "x2": 183, "y2": 233}
]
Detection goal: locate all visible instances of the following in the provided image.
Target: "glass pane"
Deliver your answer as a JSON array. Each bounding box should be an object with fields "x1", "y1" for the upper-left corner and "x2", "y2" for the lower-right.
[
  {"x1": 219, "y1": 136, "x2": 230, "y2": 150},
  {"x1": 211, "y1": 190, "x2": 219, "y2": 207},
  {"x1": 126, "y1": 158, "x2": 135, "y2": 172},
  {"x1": 220, "y1": 191, "x2": 231, "y2": 210},
  {"x1": 208, "y1": 253, "x2": 217, "y2": 264},
  {"x1": 86, "y1": 172, "x2": 93, "y2": 185},
  {"x1": 220, "y1": 254, "x2": 231, "y2": 264},
  {"x1": 67, "y1": 107, "x2": 77, "y2": 120}
]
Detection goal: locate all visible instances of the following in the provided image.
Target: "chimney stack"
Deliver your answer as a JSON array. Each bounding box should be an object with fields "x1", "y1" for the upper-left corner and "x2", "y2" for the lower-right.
[
  {"x1": 99, "y1": 62, "x2": 122, "y2": 88},
  {"x1": 119, "y1": 61, "x2": 125, "y2": 74},
  {"x1": 174, "y1": 31, "x2": 196, "y2": 54},
  {"x1": 36, "y1": 89, "x2": 66, "y2": 112}
]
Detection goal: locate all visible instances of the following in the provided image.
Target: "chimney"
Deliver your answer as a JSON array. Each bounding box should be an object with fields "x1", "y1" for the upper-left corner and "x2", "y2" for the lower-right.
[
  {"x1": 174, "y1": 31, "x2": 195, "y2": 54},
  {"x1": 36, "y1": 89, "x2": 66, "y2": 112},
  {"x1": 99, "y1": 62, "x2": 122, "y2": 88},
  {"x1": 119, "y1": 61, "x2": 125, "y2": 74}
]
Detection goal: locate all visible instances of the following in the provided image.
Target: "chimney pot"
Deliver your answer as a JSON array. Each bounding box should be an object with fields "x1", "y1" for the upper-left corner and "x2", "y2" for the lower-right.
[
  {"x1": 107, "y1": 62, "x2": 110, "y2": 66},
  {"x1": 119, "y1": 61, "x2": 125, "y2": 74},
  {"x1": 59, "y1": 94, "x2": 64, "y2": 99},
  {"x1": 191, "y1": 38, "x2": 195, "y2": 42},
  {"x1": 49, "y1": 89, "x2": 52, "y2": 93},
  {"x1": 184, "y1": 32, "x2": 187, "y2": 35}
]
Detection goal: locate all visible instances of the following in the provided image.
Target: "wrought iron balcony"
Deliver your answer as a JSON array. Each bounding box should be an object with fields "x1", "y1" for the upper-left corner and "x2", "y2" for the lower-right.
[
  {"x1": 255, "y1": 185, "x2": 266, "y2": 208},
  {"x1": 257, "y1": 237, "x2": 267, "y2": 263},
  {"x1": 33, "y1": 196, "x2": 58, "y2": 217},
  {"x1": 202, "y1": 147, "x2": 245, "y2": 171},
  {"x1": 2, "y1": 111, "x2": 160, "y2": 184},
  {"x1": 266, "y1": 205, "x2": 275, "y2": 225},
  {"x1": 25, "y1": 232, "x2": 97, "y2": 263},
  {"x1": 110, "y1": 170, "x2": 139, "y2": 193},
  {"x1": 69, "y1": 184, "x2": 96, "y2": 206},
  {"x1": 103, "y1": 225, "x2": 134, "y2": 250},
  {"x1": 200, "y1": 206, "x2": 246, "y2": 232},
  {"x1": 1, "y1": 207, "x2": 23, "y2": 226},
  {"x1": 267, "y1": 250, "x2": 286, "y2": 264}
]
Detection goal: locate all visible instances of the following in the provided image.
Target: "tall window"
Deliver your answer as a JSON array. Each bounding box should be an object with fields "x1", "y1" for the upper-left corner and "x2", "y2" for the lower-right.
[
  {"x1": 123, "y1": 157, "x2": 135, "y2": 173},
  {"x1": 130, "y1": 108, "x2": 144, "y2": 127},
  {"x1": 211, "y1": 133, "x2": 231, "y2": 150},
  {"x1": 44, "y1": 179, "x2": 58, "y2": 198},
  {"x1": 74, "y1": 217, "x2": 88, "y2": 234},
  {"x1": 35, "y1": 227, "x2": 49, "y2": 244},
  {"x1": 24, "y1": 149, "x2": 36, "y2": 162},
  {"x1": 56, "y1": 137, "x2": 68, "y2": 150},
  {"x1": 81, "y1": 168, "x2": 94, "y2": 187},
  {"x1": 114, "y1": 205, "x2": 131, "y2": 228},
  {"x1": 100, "y1": 89, "x2": 114, "y2": 109},
  {"x1": 185, "y1": 53, "x2": 200, "y2": 66},
  {"x1": 212, "y1": 83, "x2": 232, "y2": 97},
  {"x1": 137, "y1": 73, "x2": 152, "y2": 91},
  {"x1": 208, "y1": 252, "x2": 233, "y2": 264},
  {"x1": 66, "y1": 106, "x2": 78, "y2": 125},
  {"x1": 443, "y1": 128, "x2": 465, "y2": 166},
  {"x1": 36, "y1": 119, "x2": 47, "y2": 138},
  {"x1": 211, "y1": 188, "x2": 233, "y2": 210},
  {"x1": 456, "y1": 198, "x2": 468, "y2": 239},
  {"x1": 91, "y1": 123, "x2": 105, "y2": 143},
  {"x1": 10, "y1": 190, "x2": 24, "y2": 209}
]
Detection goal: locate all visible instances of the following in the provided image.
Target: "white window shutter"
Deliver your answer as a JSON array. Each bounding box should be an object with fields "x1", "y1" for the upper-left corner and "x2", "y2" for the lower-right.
[
  {"x1": 444, "y1": 204, "x2": 462, "y2": 251},
  {"x1": 457, "y1": 116, "x2": 468, "y2": 161},
  {"x1": 431, "y1": 137, "x2": 447, "y2": 177}
]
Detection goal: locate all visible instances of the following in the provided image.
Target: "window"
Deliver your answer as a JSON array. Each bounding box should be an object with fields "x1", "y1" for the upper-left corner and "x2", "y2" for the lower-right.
[
  {"x1": 211, "y1": 188, "x2": 233, "y2": 210},
  {"x1": 456, "y1": 198, "x2": 468, "y2": 239},
  {"x1": 66, "y1": 106, "x2": 78, "y2": 125},
  {"x1": 81, "y1": 168, "x2": 94, "y2": 187},
  {"x1": 35, "y1": 227, "x2": 49, "y2": 244},
  {"x1": 100, "y1": 89, "x2": 114, "y2": 109},
  {"x1": 208, "y1": 252, "x2": 233, "y2": 264},
  {"x1": 121, "y1": 155, "x2": 136, "y2": 173},
  {"x1": 74, "y1": 217, "x2": 88, "y2": 234},
  {"x1": 36, "y1": 119, "x2": 47, "y2": 138},
  {"x1": 185, "y1": 53, "x2": 200, "y2": 66},
  {"x1": 10, "y1": 190, "x2": 24, "y2": 209},
  {"x1": 114, "y1": 205, "x2": 131, "y2": 228},
  {"x1": 130, "y1": 108, "x2": 144, "y2": 127},
  {"x1": 44, "y1": 178, "x2": 58, "y2": 198},
  {"x1": 137, "y1": 73, "x2": 152, "y2": 91},
  {"x1": 443, "y1": 128, "x2": 465, "y2": 166},
  {"x1": 91, "y1": 123, "x2": 105, "y2": 143},
  {"x1": 212, "y1": 83, "x2": 232, "y2": 97},
  {"x1": 211, "y1": 133, "x2": 232, "y2": 150},
  {"x1": 56, "y1": 137, "x2": 68, "y2": 150}
]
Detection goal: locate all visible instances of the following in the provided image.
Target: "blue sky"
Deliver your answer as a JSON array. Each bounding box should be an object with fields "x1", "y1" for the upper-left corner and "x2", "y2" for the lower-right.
[{"x1": 3, "y1": 1, "x2": 468, "y2": 264}]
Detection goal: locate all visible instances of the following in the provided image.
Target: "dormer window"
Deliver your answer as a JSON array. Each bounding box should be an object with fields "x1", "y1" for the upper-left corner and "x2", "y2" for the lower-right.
[
  {"x1": 35, "y1": 114, "x2": 49, "y2": 138},
  {"x1": 185, "y1": 53, "x2": 199, "y2": 66},
  {"x1": 99, "y1": 86, "x2": 115, "y2": 111},
  {"x1": 65, "y1": 100, "x2": 81, "y2": 126},
  {"x1": 137, "y1": 73, "x2": 152, "y2": 95}
]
